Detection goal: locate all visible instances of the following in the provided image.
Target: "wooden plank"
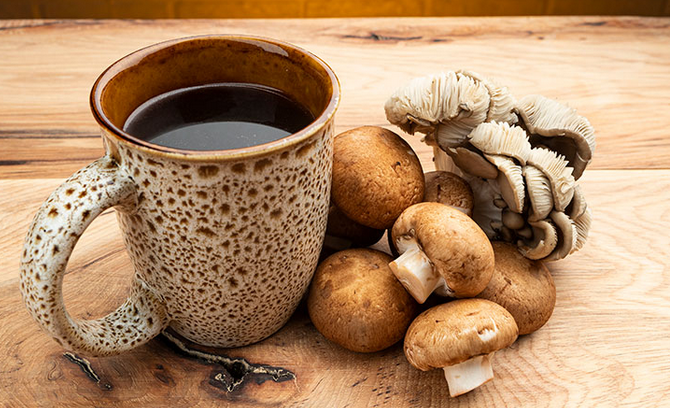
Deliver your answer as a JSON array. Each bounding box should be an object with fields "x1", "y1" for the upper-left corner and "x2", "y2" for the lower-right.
[
  {"x1": 0, "y1": 169, "x2": 669, "y2": 406},
  {"x1": 0, "y1": 17, "x2": 670, "y2": 179}
]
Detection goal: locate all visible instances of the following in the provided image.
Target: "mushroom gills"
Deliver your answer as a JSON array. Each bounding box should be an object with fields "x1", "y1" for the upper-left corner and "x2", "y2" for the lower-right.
[
  {"x1": 468, "y1": 121, "x2": 531, "y2": 165},
  {"x1": 457, "y1": 70, "x2": 517, "y2": 124},
  {"x1": 517, "y1": 94, "x2": 596, "y2": 180},
  {"x1": 484, "y1": 154, "x2": 525, "y2": 213},
  {"x1": 566, "y1": 184, "x2": 587, "y2": 219},
  {"x1": 524, "y1": 164, "x2": 554, "y2": 222},
  {"x1": 528, "y1": 147, "x2": 575, "y2": 211},
  {"x1": 571, "y1": 207, "x2": 592, "y2": 254},
  {"x1": 543, "y1": 211, "x2": 577, "y2": 261},
  {"x1": 442, "y1": 354, "x2": 495, "y2": 397},
  {"x1": 433, "y1": 73, "x2": 491, "y2": 150},
  {"x1": 389, "y1": 238, "x2": 444, "y2": 304}
]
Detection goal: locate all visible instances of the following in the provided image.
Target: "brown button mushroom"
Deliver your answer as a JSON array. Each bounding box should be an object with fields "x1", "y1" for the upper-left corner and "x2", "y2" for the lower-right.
[
  {"x1": 389, "y1": 202, "x2": 494, "y2": 303},
  {"x1": 332, "y1": 126, "x2": 425, "y2": 229},
  {"x1": 307, "y1": 248, "x2": 418, "y2": 353},
  {"x1": 324, "y1": 201, "x2": 385, "y2": 251},
  {"x1": 404, "y1": 298, "x2": 518, "y2": 397},
  {"x1": 423, "y1": 171, "x2": 474, "y2": 216},
  {"x1": 477, "y1": 242, "x2": 556, "y2": 335}
]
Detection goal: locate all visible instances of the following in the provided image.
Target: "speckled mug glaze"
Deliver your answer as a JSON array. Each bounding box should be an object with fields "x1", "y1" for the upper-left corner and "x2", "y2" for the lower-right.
[{"x1": 20, "y1": 36, "x2": 340, "y2": 356}]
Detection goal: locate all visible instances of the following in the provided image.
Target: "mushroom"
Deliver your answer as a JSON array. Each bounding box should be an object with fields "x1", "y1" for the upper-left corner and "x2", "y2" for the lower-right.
[
  {"x1": 517, "y1": 218, "x2": 558, "y2": 260},
  {"x1": 566, "y1": 184, "x2": 587, "y2": 219},
  {"x1": 543, "y1": 211, "x2": 577, "y2": 261},
  {"x1": 449, "y1": 147, "x2": 498, "y2": 179},
  {"x1": 458, "y1": 70, "x2": 518, "y2": 124},
  {"x1": 403, "y1": 298, "x2": 518, "y2": 397},
  {"x1": 502, "y1": 208, "x2": 524, "y2": 230},
  {"x1": 324, "y1": 202, "x2": 385, "y2": 250},
  {"x1": 307, "y1": 248, "x2": 418, "y2": 353},
  {"x1": 423, "y1": 171, "x2": 474, "y2": 216},
  {"x1": 571, "y1": 207, "x2": 592, "y2": 254},
  {"x1": 527, "y1": 147, "x2": 575, "y2": 212},
  {"x1": 477, "y1": 242, "x2": 556, "y2": 335},
  {"x1": 468, "y1": 121, "x2": 531, "y2": 165},
  {"x1": 332, "y1": 126, "x2": 425, "y2": 229},
  {"x1": 385, "y1": 71, "x2": 596, "y2": 262},
  {"x1": 389, "y1": 202, "x2": 494, "y2": 303},
  {"x1": 484, "y1": 154, "x2": 525, "y2": 213},
  {"x1": 384, "y1": 70, "x2": 517, "y2": 151},
  {"x1": 524, "y1": 165, "x2": 553, "y2": 222},
  {"x1": 516, "y1": 94, "x2": 596, "y2": 180}
]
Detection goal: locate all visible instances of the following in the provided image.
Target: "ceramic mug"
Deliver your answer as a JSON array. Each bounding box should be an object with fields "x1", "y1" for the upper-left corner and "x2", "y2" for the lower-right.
[{"x1": 19, "y1": 35, "x2": 340, "y2": 356}]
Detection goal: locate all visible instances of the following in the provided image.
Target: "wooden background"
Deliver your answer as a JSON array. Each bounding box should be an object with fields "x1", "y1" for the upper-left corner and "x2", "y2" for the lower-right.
[
  {"x1": 0, "y1": 17, "x2": 669, "y2": 406},
  {"x1": 0, "y1": 0, "x2": 671, "y2": 19}
]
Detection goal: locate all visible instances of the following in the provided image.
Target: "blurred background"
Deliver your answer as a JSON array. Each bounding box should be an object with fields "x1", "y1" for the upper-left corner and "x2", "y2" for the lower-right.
[{"x1": 0, "y1": 0, "x2": 670, "y2": 19}]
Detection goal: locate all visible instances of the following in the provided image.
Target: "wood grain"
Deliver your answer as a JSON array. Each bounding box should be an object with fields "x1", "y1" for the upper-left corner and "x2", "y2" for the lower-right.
[
  {"x1": 0, "y1": 170, "x2": 669, "y2": 406},
  {"x1": 0, "y1": 17, "x2": 669, "y2": 178},
  {"x1": 0, "y1": 17, "x2": 669, "y2": 407}
]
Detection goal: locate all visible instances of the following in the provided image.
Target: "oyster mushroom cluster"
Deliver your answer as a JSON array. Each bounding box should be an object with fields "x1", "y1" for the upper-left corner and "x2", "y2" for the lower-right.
[{"x1": 385, "y1": 70, "x2": 594, "y2": 261}]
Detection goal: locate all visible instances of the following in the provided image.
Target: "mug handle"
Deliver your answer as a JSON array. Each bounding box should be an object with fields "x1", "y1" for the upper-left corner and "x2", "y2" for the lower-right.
[{"x1": 20, "y1": 156, "x2": 169, "y2": 356}]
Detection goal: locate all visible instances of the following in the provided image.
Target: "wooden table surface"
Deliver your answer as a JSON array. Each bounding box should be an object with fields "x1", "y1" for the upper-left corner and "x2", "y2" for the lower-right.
[{"x1": 0, "y1": 17, "x2": 669, "y2": 407}]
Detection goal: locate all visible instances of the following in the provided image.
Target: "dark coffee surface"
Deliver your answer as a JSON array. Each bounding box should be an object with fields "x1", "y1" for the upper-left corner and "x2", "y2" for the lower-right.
[{"x1": 123, "y1": 83, "x2": 315, "y2": 151}]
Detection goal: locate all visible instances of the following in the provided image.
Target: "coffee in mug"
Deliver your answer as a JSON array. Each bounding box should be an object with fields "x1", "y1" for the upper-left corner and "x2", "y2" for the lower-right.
[{"x1": 123, "y1": 83, "x2": 315, "y2": 150}]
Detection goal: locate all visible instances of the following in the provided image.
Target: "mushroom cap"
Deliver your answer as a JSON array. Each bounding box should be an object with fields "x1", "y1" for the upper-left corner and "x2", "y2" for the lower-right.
[
  {"x1": 326, "y1": 202, "x2": 385, "y2": 248},
  {"x1": 543, "y1": 211, "x2": 577, "y2": 261},
  {"x1": 384, "y1": 70, "x2": 517, "y2": 150},
  {"x1": 484, "y1": 154, "x2": 525, "y2": 213},
  {"x1": 391, "y1": 202, "x2": 494, "y2": 297},
  {"x1": 477, "y1": 242, "x2": 556, "y2": 335},
  {"x1": 332, "y1": 126, "x2": 425, "y2": 229},
  {"x1": 517, "y1": 218, "x2": 558, "y2": 260},
  {"x1": 527, "y1": 147, "x2": 575, "y2": 212},
  {"x1": 524, "y1": 165, "x2": 554, "y2": 222},
  {"x1": 307, "y1": 248, "x2": 418, "y2": 353},
  {"x1": 516, "y1": 94, "x2": 596, "y2": 180},
  {"x1": 423, "y1": 171, "x2": 474, "y2": 216},
  {"x1": 449, "y1": 147, "x2": 498, "y2": 179},
  {"x1": 404, "y1": 298, "x2": 518, "y2": 370},
  {"x1": 457, "y1": 70, "x2": 518, "y2": 124}
]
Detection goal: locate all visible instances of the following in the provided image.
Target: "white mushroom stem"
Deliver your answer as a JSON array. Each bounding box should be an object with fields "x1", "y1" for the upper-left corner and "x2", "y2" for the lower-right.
[
  {"x1": 443, "y1": 353, "x2": 495, "y2": 397},
  {"x1": 389, "y1": 239, "x2": 442, "y2": 304}
]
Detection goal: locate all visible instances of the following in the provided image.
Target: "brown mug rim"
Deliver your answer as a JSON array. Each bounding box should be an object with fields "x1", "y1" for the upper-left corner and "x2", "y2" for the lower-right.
[{"x1": 90, "y1": 34, "x2": 340, "y2": 161}]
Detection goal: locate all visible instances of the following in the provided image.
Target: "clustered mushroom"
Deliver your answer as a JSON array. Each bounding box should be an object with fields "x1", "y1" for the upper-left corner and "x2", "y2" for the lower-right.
[
  {"x1": 308, "y1": 112, "x2": 579, "y2": 398},
  {"x1": 384, "y1": 70, "x2": 594, "y2": 262}
]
